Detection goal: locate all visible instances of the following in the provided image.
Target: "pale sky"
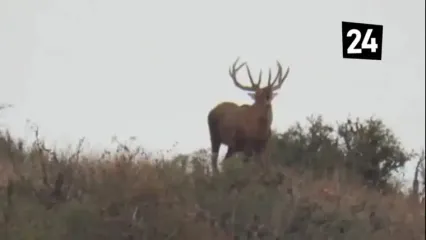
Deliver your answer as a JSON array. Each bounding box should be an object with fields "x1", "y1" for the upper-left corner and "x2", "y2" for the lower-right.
[{"x1": 0, "y1": 0, "x2": 424, "y2": 181}]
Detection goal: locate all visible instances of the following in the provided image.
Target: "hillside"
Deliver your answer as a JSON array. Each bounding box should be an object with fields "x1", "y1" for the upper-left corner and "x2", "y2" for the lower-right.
[{"x1": 0, "y1": 114, "x2": 425, "y2": 240}]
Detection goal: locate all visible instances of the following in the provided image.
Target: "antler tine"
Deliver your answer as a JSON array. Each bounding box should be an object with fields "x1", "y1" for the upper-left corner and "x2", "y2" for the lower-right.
[
  {"x1": 267, "y1": 68, "x2": 272, "y2": 85},
  {"x1": 257, "y1": 69, "x2": 263, "y2": 87},
  {"x1": 269, "y1": 61, "x2": 283, "y2": 87},
  {"x1": 271, "y1": 61, "x2": 290, "y2": 91},
  {"x1": 244, "y1": 64, "x2": 260, "y2": 89},
  {"x1": 231, "y1": 57, "x2": 245, "y2": 72},
  {"x1": 229, "y1": 57, "x2": 256, "y2": 91}
]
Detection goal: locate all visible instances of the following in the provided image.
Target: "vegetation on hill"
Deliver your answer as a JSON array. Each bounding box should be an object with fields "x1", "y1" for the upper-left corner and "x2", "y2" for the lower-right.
[{"x1": 0, "y1": 108, "x2": 424, "y2": 239}]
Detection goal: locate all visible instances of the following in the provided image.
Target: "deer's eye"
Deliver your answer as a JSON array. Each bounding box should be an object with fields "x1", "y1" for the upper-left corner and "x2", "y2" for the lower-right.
[{"x1": 265, "y1": 93, "x2": 271, "y2": 100}]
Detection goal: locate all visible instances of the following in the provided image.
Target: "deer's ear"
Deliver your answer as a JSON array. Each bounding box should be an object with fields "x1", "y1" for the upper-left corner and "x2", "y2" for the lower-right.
[
  {"x1": 271, "y1": 93, "x2": 278, "y2": 99},
  {"x1": 247, "y1": 92, "x2": 256, "y2": 100}
]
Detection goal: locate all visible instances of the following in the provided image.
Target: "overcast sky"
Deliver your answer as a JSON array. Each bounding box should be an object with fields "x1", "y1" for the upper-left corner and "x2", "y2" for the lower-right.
[{"x1": 0, "y1": 0, "x2": 424, "y2": 180}]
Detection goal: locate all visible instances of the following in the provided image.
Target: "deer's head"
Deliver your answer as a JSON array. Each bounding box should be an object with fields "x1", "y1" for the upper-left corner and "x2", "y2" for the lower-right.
[{"x1": 228, "y1": 57, "x2": 290, "y2": 107}]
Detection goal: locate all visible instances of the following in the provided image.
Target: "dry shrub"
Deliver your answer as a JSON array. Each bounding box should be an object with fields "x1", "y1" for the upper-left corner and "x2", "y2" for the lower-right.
[{"x1": 0, "y1": 131, "x2": 424, "y2": 240}]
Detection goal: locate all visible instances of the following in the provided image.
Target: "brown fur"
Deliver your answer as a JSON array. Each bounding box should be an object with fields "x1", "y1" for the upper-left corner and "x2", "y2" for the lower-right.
[{"x1": 208, "y1": 58, "x2": 290, "y2": 174}]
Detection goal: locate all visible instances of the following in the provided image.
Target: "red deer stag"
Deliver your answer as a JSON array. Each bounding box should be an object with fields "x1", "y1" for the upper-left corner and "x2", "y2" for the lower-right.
[{"x1": 208, "y1": 57, "x2": 290, "y2": 174}]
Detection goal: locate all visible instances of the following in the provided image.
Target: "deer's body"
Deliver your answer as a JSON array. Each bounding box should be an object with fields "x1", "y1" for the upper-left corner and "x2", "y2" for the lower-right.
[{"x1": 208, "y1": 58, "x2": 290, "y2": 174}]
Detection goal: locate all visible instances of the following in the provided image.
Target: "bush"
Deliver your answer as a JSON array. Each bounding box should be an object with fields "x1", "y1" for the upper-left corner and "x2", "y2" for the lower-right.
[{"x1": 270, "y1": 115, "x2": 414, "y2": 190}]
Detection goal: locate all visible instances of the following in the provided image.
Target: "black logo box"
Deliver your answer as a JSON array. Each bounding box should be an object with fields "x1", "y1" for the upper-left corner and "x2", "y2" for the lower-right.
[{"x1": 342, "y1": 21, "x2": 383, "y2": 60}]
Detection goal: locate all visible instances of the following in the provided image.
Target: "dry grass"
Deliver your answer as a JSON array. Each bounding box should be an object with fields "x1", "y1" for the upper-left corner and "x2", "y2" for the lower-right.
[{"x1": 0, "y1": 131, "x2": 424, "y2": 240}]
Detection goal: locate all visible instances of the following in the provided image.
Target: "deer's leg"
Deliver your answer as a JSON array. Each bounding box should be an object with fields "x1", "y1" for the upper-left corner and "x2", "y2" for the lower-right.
[
  {"x1": 243, "y1": 141, "x2": 254, "y2": 163},
  {"x1": 210, "y1": 139, "x2": 221, "y2": 175},
  {"x1": 253, "y1": 140, "x2": 268, "y2": 169},
  {"x1": 208, "y1": 115, "x2": 222, "y2": 175},
  {"x1": 225, "y1": 145, "x2": 236, "y2": 159}
]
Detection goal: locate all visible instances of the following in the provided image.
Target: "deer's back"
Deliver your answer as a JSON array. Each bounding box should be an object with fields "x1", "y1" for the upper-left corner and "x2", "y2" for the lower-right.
[
  {"x1": 209, "y1": 102, "x2": 246, "y2": 146},
  {"x1": 208, "y1": 102, "x2": 239, "y2": 121}
]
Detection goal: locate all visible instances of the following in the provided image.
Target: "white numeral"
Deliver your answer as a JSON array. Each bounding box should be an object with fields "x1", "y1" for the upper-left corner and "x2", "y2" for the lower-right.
[
  {"x1": 346, "y1": 28, "x2": 378, "y2": 54},
  {"x1": 361, "y1": 29, "x2": 378, "y2": 52},
  {"x1": 347, "y1": 29, "x2": 362, "y2": 54}
]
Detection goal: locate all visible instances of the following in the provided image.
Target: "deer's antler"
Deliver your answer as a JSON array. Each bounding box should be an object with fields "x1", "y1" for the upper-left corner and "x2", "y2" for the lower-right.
[{"x1": 229, "y1": 58, "x2": 290, "y2": 92}]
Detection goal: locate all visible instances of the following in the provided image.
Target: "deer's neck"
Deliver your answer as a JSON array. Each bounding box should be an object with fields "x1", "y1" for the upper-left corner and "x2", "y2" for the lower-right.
[
  {"x1": 252, "y1": 103, "x2": 273, "y2": 126},
  {"x1": 240, "y1": 103, "x2": 272, "y2": 141}
]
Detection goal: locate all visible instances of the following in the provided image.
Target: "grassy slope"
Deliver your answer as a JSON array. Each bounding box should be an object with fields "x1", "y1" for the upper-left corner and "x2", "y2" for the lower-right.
[{"x1": 0, "y1": 132, "x2": 424, "y2": 240}]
